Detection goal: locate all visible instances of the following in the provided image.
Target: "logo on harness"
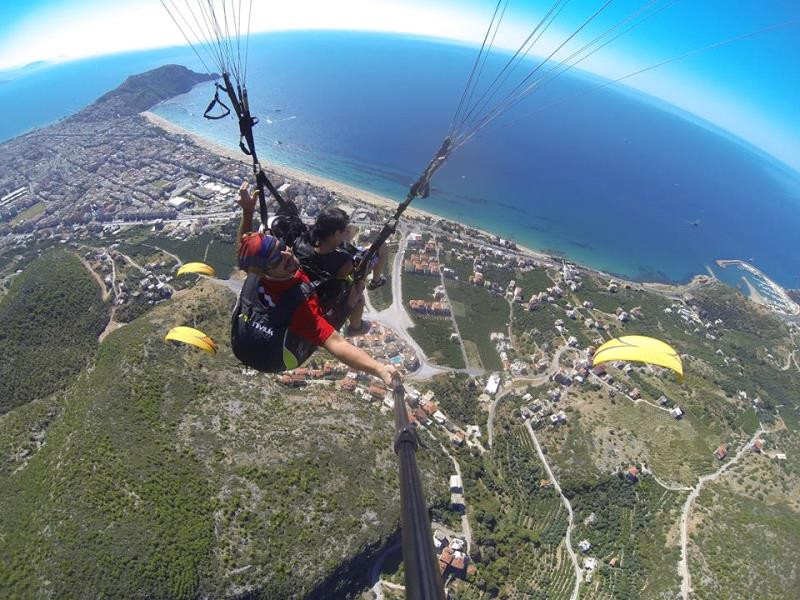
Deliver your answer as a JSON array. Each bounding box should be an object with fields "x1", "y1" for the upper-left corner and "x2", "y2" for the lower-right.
[{"x1": 238, "y1": 313, "x2": 274, "y2": 338}]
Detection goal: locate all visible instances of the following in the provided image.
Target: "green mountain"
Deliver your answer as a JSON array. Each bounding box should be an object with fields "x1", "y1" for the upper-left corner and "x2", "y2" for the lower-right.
[
  {"x1": 0, "y1": 271, "x2": 450, "y2": 598},
  {"x1": 73, "y1": 64, "x2": 216, "y2": 121}
]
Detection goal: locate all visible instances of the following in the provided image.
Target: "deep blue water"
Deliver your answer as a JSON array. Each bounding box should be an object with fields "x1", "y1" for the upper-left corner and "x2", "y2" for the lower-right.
[{"x1": 3, "y1": 31, "x2": 800, "y2": 287}]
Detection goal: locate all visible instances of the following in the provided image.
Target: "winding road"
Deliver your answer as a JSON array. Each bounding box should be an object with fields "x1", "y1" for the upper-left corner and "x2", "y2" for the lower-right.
[
  {"x1": 678, "y1": 427, "x2": 765, "y2": 599},
  {"x1": 525, "y1": 420, "x2": 581, "y2": 600}
]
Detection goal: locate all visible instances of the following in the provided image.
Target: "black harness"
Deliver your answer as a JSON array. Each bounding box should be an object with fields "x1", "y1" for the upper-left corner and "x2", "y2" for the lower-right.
[{"x1": 230, "y1": 272, "x2": 317, "y2": 372}]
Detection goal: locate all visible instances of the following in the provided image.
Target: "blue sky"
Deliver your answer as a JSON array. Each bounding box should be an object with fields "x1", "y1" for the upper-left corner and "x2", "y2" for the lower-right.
[{"x1": 1, "y1": 0, "x2": 799, "y2": 171}]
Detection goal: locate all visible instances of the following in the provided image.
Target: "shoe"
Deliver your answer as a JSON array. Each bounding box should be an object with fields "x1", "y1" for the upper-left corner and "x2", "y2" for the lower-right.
[
  {"x1": 345, "y1": 320, "x2": 372, "y2": 336},
  {"x1": 367, "y1": 275, "x2": 387, "y2": 291}
]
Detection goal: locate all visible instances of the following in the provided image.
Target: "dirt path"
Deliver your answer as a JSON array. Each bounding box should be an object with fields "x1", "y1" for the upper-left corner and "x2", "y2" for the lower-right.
[
  {"x1": 369, "y1": 541, "x2": 402, "y2": 600},
  {"x1": 525, "y1": 420, "x2": 581, "y2": 600},
  {"x1": 648, "y1": 470, "x2": 692, "y2": 492},
  {"x1": 76, "y1": 254, "x2": 110, "y2": 302},
  {"x1": 98, "y1": 306, "x2": 125, "y2": 342},
  {"x1": 678, "y1": 427, "x2": 764, "y2": 599},
  {"x1": 75, "y1": 252, "x2": 126, "y2": 341},
  {"x1": 143, "y1": 243, "x2": 183, "y2": 267},
  {"x1": 590, "y1": 372, "x2": 671, "y2": 413},
  {"x1": 118, "y1": 251, "x2": 147, "y2": 274}
]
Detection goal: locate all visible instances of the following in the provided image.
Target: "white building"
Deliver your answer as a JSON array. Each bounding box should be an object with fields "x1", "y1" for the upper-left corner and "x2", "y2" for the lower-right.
[
  {"x1": 578, "y1": 540, "x2": 591, "y2": 553},
  {"x1": 449, "y1": 475, "x2": 463, "y2": 493},
  {"x1": 670, "y1": 406, "x2": 684, "y2": 419},
  {"x1": 484, "y1": 373, "x2": 501, "y2": 396},
  {"x1": 167, "y1": 196, "x2": 192, "y2": 210},
  {"x1": 466, "y1": 425, "x2": 482, "y2": 439}
]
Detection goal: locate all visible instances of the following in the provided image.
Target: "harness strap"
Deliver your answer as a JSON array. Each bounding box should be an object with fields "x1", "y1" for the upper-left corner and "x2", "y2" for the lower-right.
[
  {"x1": 213, "y1": 72, "x2": 291, "y2": 227},
  {"x1": 203, "y1": 84, "x2": 231, "y2": 120},
  {"x1": 353, "y1": 136, "x2": 452, "y2": 284}
]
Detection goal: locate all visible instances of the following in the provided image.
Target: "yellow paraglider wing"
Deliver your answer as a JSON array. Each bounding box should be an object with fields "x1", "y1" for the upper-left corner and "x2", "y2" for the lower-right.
[
  {"x1": 177, "y1": 262, "x2": 217, "y2": 277},
  {"x1": 164, "y1": 326, "x2": 218, "y2": 354},
  {"x1": 592, "y1": 335, "x2": 682, "y2": 378}
]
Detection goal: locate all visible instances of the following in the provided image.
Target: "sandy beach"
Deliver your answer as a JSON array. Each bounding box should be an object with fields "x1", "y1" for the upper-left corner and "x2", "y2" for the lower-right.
[{"x1": 141, "y1": 110, "x2": 554, "y2": 264}]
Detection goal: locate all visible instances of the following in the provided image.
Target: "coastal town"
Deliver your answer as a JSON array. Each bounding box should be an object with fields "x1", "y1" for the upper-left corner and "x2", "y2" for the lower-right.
[{"x1": 1, "y1": 68, "x2": 798, "y2": 600}]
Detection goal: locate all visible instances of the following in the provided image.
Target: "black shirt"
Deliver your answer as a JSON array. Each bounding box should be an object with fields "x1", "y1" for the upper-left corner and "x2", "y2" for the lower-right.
[{"x1": 295, "y1": 234, "x2": 354, "y2": 279}]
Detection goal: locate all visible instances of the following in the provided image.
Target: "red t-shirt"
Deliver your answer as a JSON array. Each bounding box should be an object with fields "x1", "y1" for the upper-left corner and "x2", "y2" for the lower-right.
[{"x1": 257, "y1": 270, "x2": 335, "y2": 346}]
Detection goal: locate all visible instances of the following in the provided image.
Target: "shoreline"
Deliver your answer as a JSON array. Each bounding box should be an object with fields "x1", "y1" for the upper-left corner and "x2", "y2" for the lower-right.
[
  {"x1": 142, "y1": 110, "x2": 557, "y2": 265},
  {"x1": 139, "y1": 110, "x2": 763, "y2": 301}
]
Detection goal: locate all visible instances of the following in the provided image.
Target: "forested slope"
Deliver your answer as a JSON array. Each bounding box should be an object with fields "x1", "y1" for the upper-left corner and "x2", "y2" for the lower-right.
[
  {"x1": 0, "y1": 281, "x2": 450, "y2": 598},
  {"x1": 0, "y1": 250, "x2": 108, "y2": 414}
]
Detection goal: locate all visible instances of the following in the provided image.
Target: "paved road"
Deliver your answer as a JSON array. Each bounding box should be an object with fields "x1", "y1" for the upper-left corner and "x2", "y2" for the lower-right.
[
  {"x1": 641, "y1": 275, "x2": 711, "y2": 299},
  {"x1": 363, "y1": 234, "x2": 448, "y2": 380},
  {"x1": 678, "y1": 428, "x2": 765, "y2": 599},
  {"x1": 525, "y1": 420, "x2": 581, "y2": 600},
  {"x1": 486, "y1": 388, "x2": 507, "y2": 450},
  {"x1": 209, "y1": 276, "x2": 242, "y2": 296}
]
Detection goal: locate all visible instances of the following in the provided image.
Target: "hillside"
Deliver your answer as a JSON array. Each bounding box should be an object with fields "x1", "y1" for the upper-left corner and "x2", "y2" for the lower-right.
[
  {"x1": 72, "y1": 64, "x2": 216, "y2": 121},
  {"x1": 0, "y1": 250, "x2": 109, "y2": 414},
  {"x1": 0, "y1": 280, "x2": 451, "y2": 598},
  {"x1": 408, "y1": 240, "x2": 800, "y2": 599}
]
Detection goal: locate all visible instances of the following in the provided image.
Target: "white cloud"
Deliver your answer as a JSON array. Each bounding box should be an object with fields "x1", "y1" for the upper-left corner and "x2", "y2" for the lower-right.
[{"x1": 0, "y1": 1, "x2": 486, "y2": 69}]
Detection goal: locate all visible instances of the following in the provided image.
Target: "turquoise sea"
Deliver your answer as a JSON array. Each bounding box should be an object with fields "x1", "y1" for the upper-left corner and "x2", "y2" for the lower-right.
[{"x1": 3, "y1": 31, "x2": 800, "y2": 287}]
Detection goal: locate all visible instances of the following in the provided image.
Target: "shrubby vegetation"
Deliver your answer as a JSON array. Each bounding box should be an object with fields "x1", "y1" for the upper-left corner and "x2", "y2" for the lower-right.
[
  {"x1": 445, "y1": 281, "x2": 507, "y2": 371},
  {"x1": 0, "y1": 250, "x2": 109, "y2": 414},
  {"x1": 0, "y1": 282, "x2": 452, "y2": 598},
  {"x1": 564, "y1": 473, "x2": 683, "y2": 598},
  {"x1": 423, "y1": 373, "x2": 483, "y2": 426},
  {"x1": 146, "y1": 228, "x2": 238, "y2": 280}
]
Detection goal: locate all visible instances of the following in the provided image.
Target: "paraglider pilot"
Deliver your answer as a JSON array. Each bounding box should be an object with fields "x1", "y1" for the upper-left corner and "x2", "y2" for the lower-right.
[{"x1": 235, "y1": 182, "x2": 401, "y2": 387}]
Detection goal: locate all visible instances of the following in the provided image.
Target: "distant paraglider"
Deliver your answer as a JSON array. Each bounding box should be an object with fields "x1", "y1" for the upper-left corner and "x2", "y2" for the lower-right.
[
  {"x1": 177, "y1": 262, "x2": 217, "y2": 277},
  {"x1": 592, "y1": 335, "x2": 683, "y2": 379},
  {"x1": 164, "y1": 326, "x2": 218, "y2": 355}
]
